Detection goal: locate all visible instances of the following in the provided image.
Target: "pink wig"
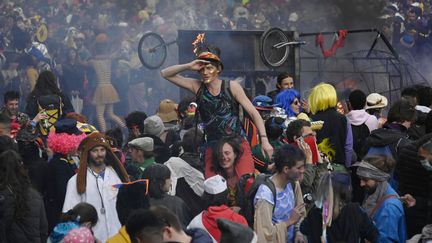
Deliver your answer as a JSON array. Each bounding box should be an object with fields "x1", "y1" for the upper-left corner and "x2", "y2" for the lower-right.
[{"x1": 47, "y1": 132, "x2": 87, "y2": 155}]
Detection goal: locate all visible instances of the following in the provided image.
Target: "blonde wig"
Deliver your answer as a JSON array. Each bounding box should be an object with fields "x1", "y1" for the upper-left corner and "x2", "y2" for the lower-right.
[{"x1": 308, "y1": 83, "x2": 338, "y2": 114}]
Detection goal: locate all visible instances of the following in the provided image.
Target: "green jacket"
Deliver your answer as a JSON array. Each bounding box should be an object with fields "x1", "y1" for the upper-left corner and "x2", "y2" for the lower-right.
[
  {"x1": 252, "y1": 140, "x2": 284, "y2": 173},
  {"x1": 125, "y1": 157, "x2": 155, "y2": 180}
]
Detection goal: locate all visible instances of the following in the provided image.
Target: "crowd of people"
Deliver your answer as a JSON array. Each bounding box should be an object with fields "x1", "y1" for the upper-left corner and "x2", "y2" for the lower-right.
[
  {"x1": 2, "y1": 0, "x2": 431, "y2": 121},
  {"x1": 382, "y1": 1, "x2": 432, "y2": 61},
  {"x1": 1, "y1": 0, "x2": 432, "y2": 243},
  {"x1": 0, "y1": 39, "x2": 432, "y2": 243}
]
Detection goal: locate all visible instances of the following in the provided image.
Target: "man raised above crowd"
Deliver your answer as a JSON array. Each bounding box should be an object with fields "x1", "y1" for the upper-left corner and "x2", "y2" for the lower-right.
[{"x1": 161, "y1": 40, "x2": 273, "y2": 179}]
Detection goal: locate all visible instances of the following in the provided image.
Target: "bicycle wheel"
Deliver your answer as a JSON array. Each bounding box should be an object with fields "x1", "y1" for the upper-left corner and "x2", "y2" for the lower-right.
[
  {"x1": 260, "y1": 27, "x2": 290, "y2": 68},
  {"x1": 138, "y1": 32, "x2": 167, "y2": 69}
]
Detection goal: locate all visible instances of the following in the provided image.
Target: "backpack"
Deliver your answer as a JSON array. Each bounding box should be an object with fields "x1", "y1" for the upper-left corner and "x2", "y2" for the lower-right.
[
  {"x1": 37, "y1": 94, "x2": 63, "y2": 136},
  {"x1": 351, "y1": 123, "x2": 370, "y2": 161},
  {"x1": 236, "y1": 173, "x2": 294, "y2": 228}
]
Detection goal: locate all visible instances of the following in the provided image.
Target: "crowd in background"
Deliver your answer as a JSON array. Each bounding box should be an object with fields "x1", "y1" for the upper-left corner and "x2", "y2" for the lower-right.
[
  {"x1": 1, "y1": 0, "x2": 431, "y2": 120},
  {"x1": 1, "y1": 0, "x2": 432, "y2": 243},
  {"x1": 1, "y1": 69, "x2": 432, "y2": 242}
]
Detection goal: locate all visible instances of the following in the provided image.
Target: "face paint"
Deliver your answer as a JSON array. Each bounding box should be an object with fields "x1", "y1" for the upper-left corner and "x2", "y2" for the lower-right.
[{"x1": 199, "y1": 63, "x2": 219, "y2": 84}]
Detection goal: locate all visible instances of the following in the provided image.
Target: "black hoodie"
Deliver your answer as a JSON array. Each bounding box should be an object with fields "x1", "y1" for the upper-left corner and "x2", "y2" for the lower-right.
[
  {"x1": 361, "y1": 123, "x2": 410, "y2": 160},
  {"x1": 395, "y1": 133, "x2": 432, "y2": 237}
]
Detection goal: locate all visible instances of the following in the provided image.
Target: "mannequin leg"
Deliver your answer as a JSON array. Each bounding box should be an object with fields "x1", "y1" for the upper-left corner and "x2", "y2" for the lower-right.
[
  {"x1": 95, "y1": 104, "x2": 106, "y2": 132},
  {"x1": 106, "y1": 104, "x2": 125, "y2": 128}
]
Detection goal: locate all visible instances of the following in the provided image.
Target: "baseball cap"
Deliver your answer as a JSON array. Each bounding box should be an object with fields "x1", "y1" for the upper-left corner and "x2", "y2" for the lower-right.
[{"x1": 204, "y1": 175, "x2": 228, "y2": 195}]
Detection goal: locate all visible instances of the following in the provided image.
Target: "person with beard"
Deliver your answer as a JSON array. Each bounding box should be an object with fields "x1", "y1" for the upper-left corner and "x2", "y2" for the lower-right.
[
  {"x1": 300, "y1": 172, "x2": 378, "y2": 243},
  {"x1": 63, "y1": 132, "x2": 129, "y2": 242},
  {"x1": 45, "y1": 119, "x2": 86, "y2": 232},
  {"x1": 355, "y1": 155, "x2": 407, "y2": 242}
]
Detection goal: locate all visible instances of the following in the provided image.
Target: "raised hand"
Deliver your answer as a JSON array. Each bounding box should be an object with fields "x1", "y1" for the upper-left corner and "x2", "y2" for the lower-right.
[
  {"x1": 188, "y1": 59, "x2": 210, "y2": 71},
  {"x1": 297, "y1": 136, "x2": 312, "y2": 164}
]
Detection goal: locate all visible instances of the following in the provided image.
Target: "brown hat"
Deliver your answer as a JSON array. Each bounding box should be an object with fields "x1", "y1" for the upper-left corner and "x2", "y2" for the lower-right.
[
  {"x1": 77, "y1": 132, "x2": 129, "y2": 194},
  {"x1": 156, "y1": 99, "x2": 178, "y2": 123}
]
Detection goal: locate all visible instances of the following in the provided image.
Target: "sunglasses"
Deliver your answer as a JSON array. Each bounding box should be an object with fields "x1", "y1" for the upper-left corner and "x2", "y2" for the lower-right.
[
  {"x1": 292, "y1": 100, "x2": 300, "y2": 106},
  {"x1": 112, "y1": 179, "x2": 149, "y2": 195}
]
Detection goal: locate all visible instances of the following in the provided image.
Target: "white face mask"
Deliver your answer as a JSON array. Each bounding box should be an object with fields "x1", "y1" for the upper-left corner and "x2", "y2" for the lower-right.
[{"x1": 420, "y1": 159, "x2": 432, "y2": 171}]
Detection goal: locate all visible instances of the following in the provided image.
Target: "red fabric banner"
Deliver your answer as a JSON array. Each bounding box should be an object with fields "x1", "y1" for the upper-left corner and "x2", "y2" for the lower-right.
[{"x1": 316, "y1": 30, "x2": 348, "y2": 58}]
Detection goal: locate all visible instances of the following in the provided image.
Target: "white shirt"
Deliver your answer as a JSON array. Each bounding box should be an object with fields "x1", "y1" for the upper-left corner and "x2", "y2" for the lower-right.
[
  {"x1": 63, "y1": 166, "x2": 122, "y2": 242},
  {"x1": 164, "y1": 157, "x2": 205, "y2": 196}
]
